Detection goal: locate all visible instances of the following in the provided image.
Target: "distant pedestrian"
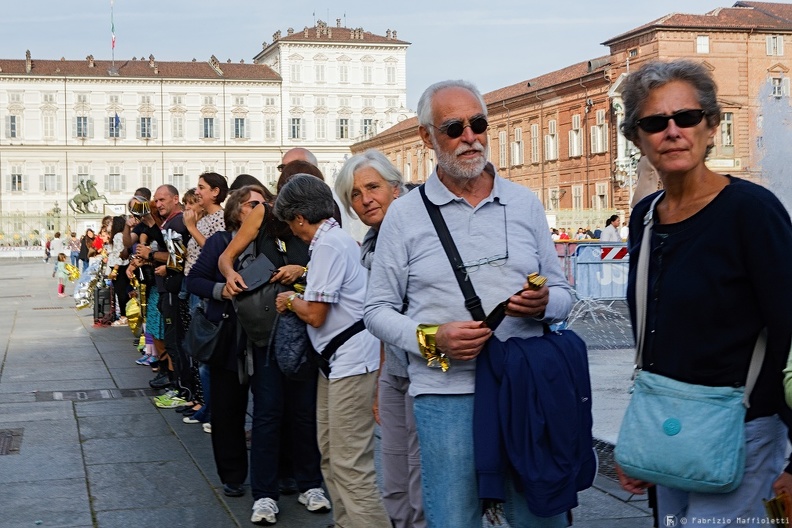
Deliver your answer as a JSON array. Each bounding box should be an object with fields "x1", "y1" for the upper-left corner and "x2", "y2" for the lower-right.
[
  {"x1": 50, "y1": 232, "x2": 66, "y2": 277},
  {"x1": 77, "y1": 228, "x2": 95, "y2": 271},
  {"x1": 600, "y1": 215, "x2": 621, "y2": 241},
  {"x1": 55, "y1": 253, "x2": 68, "y2": 297},
  {"x1": 67, "y1": 232, "x2": 80, "y2": 267}
]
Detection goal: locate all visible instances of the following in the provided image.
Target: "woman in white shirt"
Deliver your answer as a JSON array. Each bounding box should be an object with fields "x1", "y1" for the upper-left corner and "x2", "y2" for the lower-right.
[
  {"x1": 274, "y1": 174, "x2": 390, "y2": 528},
  {"x1": 600, "y1": 214, "x2": 622, "y2": 242}
]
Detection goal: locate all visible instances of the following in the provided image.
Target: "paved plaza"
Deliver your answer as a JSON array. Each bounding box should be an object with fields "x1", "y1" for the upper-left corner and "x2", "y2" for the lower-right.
[{"x1": 0, "y1": 259, "x2": 652, "y2": 528}]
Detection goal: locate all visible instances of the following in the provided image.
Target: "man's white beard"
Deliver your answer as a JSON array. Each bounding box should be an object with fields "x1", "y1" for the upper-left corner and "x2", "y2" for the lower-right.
[{"x1": 435, "y1": 140, "x2": 488, "y2": 181}]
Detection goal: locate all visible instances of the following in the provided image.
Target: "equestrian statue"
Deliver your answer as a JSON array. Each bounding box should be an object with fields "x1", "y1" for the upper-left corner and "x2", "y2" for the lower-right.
[{"x1": 68, "y1": 180, "x2": 108, "y2": 214}]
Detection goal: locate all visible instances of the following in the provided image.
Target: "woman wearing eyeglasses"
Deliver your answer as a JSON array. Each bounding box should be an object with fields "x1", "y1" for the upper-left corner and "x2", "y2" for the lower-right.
[
  {"x1": 219, "y1": 174, "x2": 330, "y2": 526},
  {"x1": 617, "y1": 59, "x2": 792, "y2": 524},
  {"x1": 184, "y1": 184, "x2": 270, "y2": 498}
]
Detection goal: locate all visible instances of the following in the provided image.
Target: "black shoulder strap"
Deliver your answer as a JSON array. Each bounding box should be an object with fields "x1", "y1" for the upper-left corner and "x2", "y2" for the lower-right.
[
  {"x1": 419, "y1": 184, "x2": 486, "y2": 321},
  {"x1": 319, "y1": 320, "x2": 366, "y2": 377}
]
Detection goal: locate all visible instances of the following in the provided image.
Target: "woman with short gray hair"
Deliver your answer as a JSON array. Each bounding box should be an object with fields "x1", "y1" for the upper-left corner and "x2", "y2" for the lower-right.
[
  {"x1": 334, "y1": 152, "x2": 425, "y2": 528},
  {"x1": 334, "y1": 149, "x2": 405, "y2": 218},
  {"x1": 274, "y1": 174, "x2": 390, "y2": 528}
]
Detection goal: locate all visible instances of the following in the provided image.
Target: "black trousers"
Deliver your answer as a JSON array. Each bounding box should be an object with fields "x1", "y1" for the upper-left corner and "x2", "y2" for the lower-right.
[
  {"x1": 111, "y1": 265, "x2": 131, "y2": 317},
  {"x1": 209, "y1": 365, "x2": 250, "y2": 485}
]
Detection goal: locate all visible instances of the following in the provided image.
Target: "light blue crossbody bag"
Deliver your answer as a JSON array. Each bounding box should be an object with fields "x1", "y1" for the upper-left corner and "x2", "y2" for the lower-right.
[{"x1": 614, "y1": 192, "x2": 765, "y2": 494}]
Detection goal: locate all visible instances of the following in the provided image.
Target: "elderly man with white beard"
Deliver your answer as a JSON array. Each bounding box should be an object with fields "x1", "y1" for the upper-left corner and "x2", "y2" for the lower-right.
[{"x1": 364, "y1": 80, "x2": 573, "y2": 528}]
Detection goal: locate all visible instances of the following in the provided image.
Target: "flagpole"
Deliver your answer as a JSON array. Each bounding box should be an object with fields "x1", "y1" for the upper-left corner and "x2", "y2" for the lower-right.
[
  {"x1": 109, "y1": 0, "x2": 118, "y2": 75},
  {"x1": 111, "y1": 0, "x2": 115, "y2": 67}
]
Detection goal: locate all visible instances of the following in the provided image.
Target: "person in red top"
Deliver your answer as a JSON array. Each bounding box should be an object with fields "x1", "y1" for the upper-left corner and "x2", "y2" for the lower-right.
[
  {"x1": 93, "y1": 216, "x2": 112, "y2": 252},
  {"x1": 558, "y1": 228, "x2": 570, "y2": 240}
]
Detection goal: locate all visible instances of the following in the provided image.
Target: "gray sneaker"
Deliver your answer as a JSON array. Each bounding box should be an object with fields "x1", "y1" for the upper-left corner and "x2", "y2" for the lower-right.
[
  {"x1": 298, "y1": 487, "x2": 331, "y2": 513},
  {"x1": 251, "y1": 497, "x2": 278, "y2": 525}
]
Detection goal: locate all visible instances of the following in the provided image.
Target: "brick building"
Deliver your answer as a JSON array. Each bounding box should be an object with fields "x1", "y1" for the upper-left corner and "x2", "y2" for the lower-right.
[{"x1": 352, "y1": 1, "x2": 792, "y2": 229}]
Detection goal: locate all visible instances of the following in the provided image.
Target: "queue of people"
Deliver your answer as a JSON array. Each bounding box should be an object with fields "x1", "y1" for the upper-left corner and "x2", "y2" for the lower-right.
[{"x1": 63, "y1": 62, "x2": 792, "y2": 528}]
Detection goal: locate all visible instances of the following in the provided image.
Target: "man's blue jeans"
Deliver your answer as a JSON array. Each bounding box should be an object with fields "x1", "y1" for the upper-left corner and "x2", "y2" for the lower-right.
[{"x1": 412, "y1": 394, "x2": 566, "y2": 528}]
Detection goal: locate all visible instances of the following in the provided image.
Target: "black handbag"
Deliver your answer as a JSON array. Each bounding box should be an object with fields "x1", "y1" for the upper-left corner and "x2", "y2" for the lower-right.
[
  {"x1": 184, "y1": 305, "x2": 228, "y2": 363},
  {"x1": 233, "y1": 248, "x2": 284, "y2": 347}
]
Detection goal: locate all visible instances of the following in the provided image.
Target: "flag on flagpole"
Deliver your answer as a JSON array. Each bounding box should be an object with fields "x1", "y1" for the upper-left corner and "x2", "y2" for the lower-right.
[
  {"x1": 114, "y1": 113, "x2": 120, "y2": 129},
  {"x1": 111, "y1": 0, "x2": 116, "y2": 49}
]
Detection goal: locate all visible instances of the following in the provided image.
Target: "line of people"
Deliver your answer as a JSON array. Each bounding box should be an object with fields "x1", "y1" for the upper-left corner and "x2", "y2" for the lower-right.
[{"x1": 93, "y1": 61, "x2": 792, "y2": 528}]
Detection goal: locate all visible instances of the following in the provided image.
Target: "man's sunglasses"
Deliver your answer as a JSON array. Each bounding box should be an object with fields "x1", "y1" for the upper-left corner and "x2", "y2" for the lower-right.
[
  {"x1": 636, "y1": 109, "x2": 706, "y2": 133},
  {"x1": 277, "y1": 164, "x2": 285, "y2": 172},
  {"x1": 431, "y1": 115, "x2": 488, "y2": 139}
]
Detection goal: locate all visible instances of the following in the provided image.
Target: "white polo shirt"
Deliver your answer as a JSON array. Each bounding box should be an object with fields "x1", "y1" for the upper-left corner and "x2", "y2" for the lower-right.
[{"x1": 304, "y1": 221, "x2": 380, "y2": 379}]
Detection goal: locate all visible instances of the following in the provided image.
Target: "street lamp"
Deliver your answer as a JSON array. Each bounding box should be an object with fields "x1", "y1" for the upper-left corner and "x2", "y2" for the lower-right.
[{"x1": 614, "y1": 146, "x2": 640, "y2": 206}]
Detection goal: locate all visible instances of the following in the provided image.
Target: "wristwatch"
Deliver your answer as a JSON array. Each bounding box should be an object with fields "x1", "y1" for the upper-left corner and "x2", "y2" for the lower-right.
[{"x1": 416, "y1": 324, "x2": 449, "y2": 372}]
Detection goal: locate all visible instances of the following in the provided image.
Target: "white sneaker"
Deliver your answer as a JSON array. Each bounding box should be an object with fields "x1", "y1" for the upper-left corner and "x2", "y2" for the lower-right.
[
  {"x1": 298, "y1": 487, "x2": 331, "y2": 513},
  {"x1": 251, "y1": 497, "x2": 278, "y2": 525},
  {"x1": 202, "y1": 422, "x2": 212, "y2": 434}
]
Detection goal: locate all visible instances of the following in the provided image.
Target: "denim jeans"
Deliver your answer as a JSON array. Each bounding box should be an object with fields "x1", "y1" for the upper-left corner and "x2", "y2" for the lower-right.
[
  {"x1": 657, "y1": 414, "x2": 786, "y2": 528},
  {"x1": 413, "y1": 394, "x2": 567, "y2": 528},
  {"x1": 249, "y1": 345, "x2": 322, "y2": 501}
]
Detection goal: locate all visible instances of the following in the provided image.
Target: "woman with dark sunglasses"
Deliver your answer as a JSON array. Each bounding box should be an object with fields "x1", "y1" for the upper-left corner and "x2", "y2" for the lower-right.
[
  {"x1": 617, "y1": 59, "x2": 792, "y2": 525},
  {"x1": 218, "y1": 173, "x2": 330, "y2": 526}
]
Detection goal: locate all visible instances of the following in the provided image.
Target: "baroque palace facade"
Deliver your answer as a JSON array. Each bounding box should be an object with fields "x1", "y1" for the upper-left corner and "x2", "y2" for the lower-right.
[
  {"x1": 0, "y1": 19, "x2": 410, "y2": 238},
  {"x1": 352, "y1": 1, "x2": 792, "y2": 230}
]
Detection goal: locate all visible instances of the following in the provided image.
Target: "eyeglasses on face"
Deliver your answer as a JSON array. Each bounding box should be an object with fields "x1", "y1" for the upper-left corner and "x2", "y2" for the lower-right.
[
  {"x1": 243, "y1": 200, "x2": 262, "y2": 209},
  {"x1": 430, "y1": 115, "x2": 489, "y2": 139},
  {"x1": 636, "y1": 109, "x2": 706, "y2": 134},
  {"x1": 277, "y1": 164, "x2": 285, "y2": 172}
]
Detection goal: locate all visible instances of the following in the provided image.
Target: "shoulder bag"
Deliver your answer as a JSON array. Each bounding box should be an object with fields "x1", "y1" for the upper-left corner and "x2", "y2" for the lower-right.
[
  {"x1": 185, "y1": 304, "x2": 229, "y2": 363},
  {"x1": 614, "y1": 192, "x2": 765, "y2": 493},
  {"x1": 232, "y1": 220, "x2": 286, "y2": 347}
]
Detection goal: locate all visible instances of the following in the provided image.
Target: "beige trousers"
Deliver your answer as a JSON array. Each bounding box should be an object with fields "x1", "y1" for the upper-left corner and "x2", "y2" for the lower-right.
[{"x1": 317, "y1": 371, "x2": 391, "y2": 528}]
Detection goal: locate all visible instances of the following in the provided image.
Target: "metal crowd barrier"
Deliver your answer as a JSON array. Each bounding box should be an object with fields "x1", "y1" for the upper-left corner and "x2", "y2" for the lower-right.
[{"x1": 554, "y1": 241, "x2": 629, "y2": 323}]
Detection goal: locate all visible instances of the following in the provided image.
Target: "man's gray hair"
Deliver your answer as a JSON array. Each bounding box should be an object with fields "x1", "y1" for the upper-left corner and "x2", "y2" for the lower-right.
[
  {"x1": 417, "y1": 80, "x2": 488, "y2": 128},
  {"x1": 334, "y1": 149, "x2": 405, "y2": 217},
  {"x1": 620, "y1": 59, "x2": 721, "y2": 145},
  {"x1": 274, "y1": 174, "x2": 335, "y2": 224}
]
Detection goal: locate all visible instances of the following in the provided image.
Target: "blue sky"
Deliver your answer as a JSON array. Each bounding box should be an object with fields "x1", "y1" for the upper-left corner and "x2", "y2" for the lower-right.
[{"x1": 1, "y1": 0, "x2": 731, "y2": 107}]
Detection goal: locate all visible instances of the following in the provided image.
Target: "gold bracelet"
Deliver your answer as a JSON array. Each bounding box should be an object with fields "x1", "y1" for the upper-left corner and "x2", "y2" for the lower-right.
[
  {"x1": 286, "y1": 293, "x2": 297, "y2": 311},
  {"x1": 416, "y1": 324, "x2": 449, "y2": 372}
]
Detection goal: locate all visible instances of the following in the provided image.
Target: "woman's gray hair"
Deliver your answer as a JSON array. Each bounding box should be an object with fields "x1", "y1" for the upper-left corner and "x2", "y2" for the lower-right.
[
  {"x1": 620, "y1": 60, "x2": 721, "y2": 146},
  {"x1": 274, "y1": 174, "x2": 335, "y2": 224},
  {"x1": 334, "y1": 149, "x2": 405, "y2": 217},
  {"x1": 417, "y1": 80, "x2": 487, "y2": 130}
]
